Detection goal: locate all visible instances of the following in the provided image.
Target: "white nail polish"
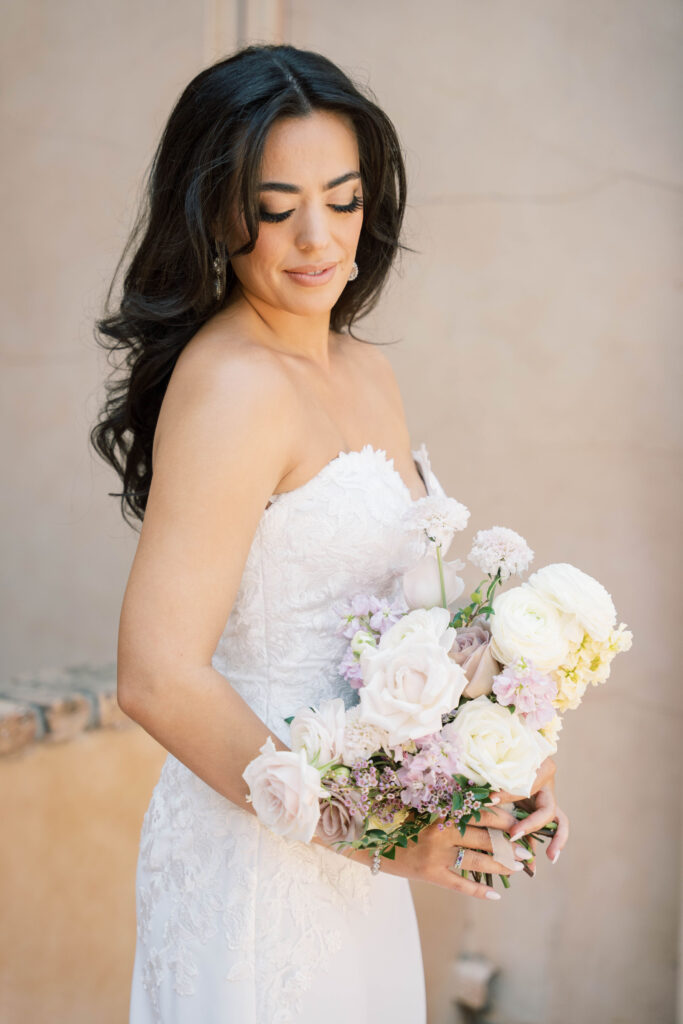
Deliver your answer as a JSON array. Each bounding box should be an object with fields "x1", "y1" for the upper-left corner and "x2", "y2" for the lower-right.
[
  {"x1": 551, "y1": 849, "x2": 561, "y2": 864},
  {"x1": 514, "y1": 847, "x2": 533, "y2": 861},
  {"x1": 485, "y1": 891, "x2": 501, "y2": 900},
  {"x1": 511, "y1": 863, "x2": 524, "y2": 872}
]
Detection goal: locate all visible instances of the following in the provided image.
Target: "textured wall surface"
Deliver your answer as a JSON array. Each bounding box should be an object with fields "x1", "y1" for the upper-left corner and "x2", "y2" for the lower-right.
[{"x1": 1, "y1": 2, "x2": 680, "y2": 1022}]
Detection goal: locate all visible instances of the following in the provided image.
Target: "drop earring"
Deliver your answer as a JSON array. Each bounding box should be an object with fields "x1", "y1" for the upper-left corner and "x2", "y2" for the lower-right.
[
  {"x1": 348, "y1": 260, "x2": 358, "y2": 281},
  {"x1": 213, "y1": 241, "x2": 227, "y2": 300}
]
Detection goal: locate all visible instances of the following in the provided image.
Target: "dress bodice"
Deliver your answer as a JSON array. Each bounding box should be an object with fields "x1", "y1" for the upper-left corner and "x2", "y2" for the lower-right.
[{"x1": 210, "y1": 442, "x2": 447, "y2": 745}]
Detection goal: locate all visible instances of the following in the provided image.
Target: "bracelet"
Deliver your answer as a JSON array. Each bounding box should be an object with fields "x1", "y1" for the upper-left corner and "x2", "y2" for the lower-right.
[{"x1": 370, "y1": 849, "x2": 381, "y2": 875}]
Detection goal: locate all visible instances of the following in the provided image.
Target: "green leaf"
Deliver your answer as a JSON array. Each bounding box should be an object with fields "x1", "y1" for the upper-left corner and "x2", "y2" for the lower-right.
[
  {"x1": 381, "y1": 846, "x2": 396, "y2": 860},
  {"x1": 473, "y1": 810, "x2": 481, "y2": 822},
  {"x1": 396, "y1": 834, "x2": 408, "y2": 848},
  {"x1": 283, "y1": 715, "x2": 294, "y2": 725},
  {"x1": 452, "y1": 791, "x2": 464, "y2": 811}
]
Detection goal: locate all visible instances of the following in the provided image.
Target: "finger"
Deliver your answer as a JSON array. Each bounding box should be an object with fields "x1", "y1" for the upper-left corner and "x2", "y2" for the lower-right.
[
  {"x1": 488, "y1": 788, "x2": 525, "y2": 804},
  {"x1": 458, "y1": 848, "x2": 525, "y2": 877},
  {"x1": 509, "y1": 803, "x2": 556, "y2": 841},
  {"x1": 441, "y1": 866, "x2": 502, "y2": 901},
  {"x1": 476, "y1": 806, "x2": 517, "y2": 832},
  {"x1": 453, "y1": 825, "x2": 494, "y2": 853},
  {"x1": 547, "y1": 806, "x2": 570, "y2": 862}
]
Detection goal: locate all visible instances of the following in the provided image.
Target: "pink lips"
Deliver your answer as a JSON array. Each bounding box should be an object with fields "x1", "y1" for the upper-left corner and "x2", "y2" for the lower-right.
[
  {"x1": 284, "y1": 262, "x2": 337, "y2": 286},
  {"x1": 285, "y1": 262, "x2": 337, "y2": 273}
]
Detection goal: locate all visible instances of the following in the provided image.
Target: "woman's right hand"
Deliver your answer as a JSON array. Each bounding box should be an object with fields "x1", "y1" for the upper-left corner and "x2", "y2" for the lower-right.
[{"x1": 355, "y1": 804, "x2": 531, "y2": 900}]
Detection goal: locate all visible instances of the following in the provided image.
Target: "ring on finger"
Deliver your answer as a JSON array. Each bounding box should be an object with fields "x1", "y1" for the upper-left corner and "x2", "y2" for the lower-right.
[{"x1": 448, "y1": 847, "x2": 466, "y2": 873}]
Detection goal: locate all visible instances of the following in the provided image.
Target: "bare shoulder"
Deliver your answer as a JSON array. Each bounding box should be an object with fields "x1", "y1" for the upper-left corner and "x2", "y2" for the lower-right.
[
  {"x1": 119, "y1": 324, "x2": 302, "y2": 690},
  {"x1": 154, "y1": 322, "x2": 300, "y2": 472}
]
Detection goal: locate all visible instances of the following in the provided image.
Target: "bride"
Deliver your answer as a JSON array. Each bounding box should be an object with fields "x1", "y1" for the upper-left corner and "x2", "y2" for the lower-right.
[{"x1": 91, "y1": 43, "x2": 568, "y2": 1024}]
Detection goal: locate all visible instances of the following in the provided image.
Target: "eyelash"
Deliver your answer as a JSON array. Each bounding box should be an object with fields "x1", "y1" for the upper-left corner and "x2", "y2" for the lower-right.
[{"x1": 258, "y1": 194, "x2": 364, "y2": 223}]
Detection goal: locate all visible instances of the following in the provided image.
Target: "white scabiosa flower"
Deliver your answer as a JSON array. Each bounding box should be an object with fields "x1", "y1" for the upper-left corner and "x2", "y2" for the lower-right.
[
  {"x1": 468, "y1": 525, "x2": 534, "y2": 581},
  {"x1": 404, "y1": 494, "x2": 470, "y2": 551}
]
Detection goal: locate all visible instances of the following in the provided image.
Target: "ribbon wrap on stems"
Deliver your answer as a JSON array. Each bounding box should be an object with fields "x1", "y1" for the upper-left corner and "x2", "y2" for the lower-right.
[{"x1": 486, "y1": 801, "x2": 519, "y2": 871}]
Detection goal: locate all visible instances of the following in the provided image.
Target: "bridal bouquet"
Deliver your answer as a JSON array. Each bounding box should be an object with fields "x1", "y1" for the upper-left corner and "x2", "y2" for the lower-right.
[{"x1": 243, "y1": 492, "x2": 632, "y2": 886}]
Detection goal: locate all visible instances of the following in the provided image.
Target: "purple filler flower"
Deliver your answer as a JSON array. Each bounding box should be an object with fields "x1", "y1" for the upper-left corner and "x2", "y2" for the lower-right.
[
  {"x1": 339, "y1": 645, "x2": 365, "y2": 689},
  {"x1": 492, "y1": 657, "x2": 558, "y2": 729}
]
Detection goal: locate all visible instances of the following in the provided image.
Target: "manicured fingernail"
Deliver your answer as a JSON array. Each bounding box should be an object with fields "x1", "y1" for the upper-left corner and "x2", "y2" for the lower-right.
[
  {"x1": 485, "y1": 891, "x2": 501, "y2": 900},
  {"x1": 514, "y1": 847, "x2": 533, "y2": 861},
  {"x1": 509, "y1": 830, "x2": 521, "y2": 841},
  {"x1": 550, "y1": 849, "x2": 561, "y2": 864},
  {"x1": 489, "y1": 796, "x2": 500, "y2": 805},
  {"x1": 510, "y1": 863, "x2": 524, "y2": 872}
]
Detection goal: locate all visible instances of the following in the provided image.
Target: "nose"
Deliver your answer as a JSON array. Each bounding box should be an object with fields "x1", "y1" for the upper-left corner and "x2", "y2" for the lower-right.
[{"x1": 294, "y1": 201, "x2": 331, "y2": 251}]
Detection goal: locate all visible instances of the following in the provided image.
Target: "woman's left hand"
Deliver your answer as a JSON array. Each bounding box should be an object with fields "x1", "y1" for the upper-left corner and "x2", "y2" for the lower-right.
[{"x1": 489, "y1": 757, "x2": 570, "y2": 864}]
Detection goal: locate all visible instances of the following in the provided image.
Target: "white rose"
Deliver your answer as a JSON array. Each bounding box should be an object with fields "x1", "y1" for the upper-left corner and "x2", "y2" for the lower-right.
[
  {"x1": 489, "y1": 584, "x2": 572, "y2": 672},
  {"x1": 378, "y1": 606, "x2": 456, "y2": 654},
  {"x1": 526, "y1": 562, "x2": 617, "y2": 642},
  {"x1": 358, "y1": 631, "x2": 468, "y2": 745},
  {"x1": 242, "y1": 736, "x2": 325, "y2": 842},
  {"x1": 449, "y1": 695, "x2": 553, "y2": 797},
  {"x1": 401, "y1": 552, "x2": 466, "y2": 610},
  {"x1": 290, "y1": 698, "x2": 346, "y2": 767}
]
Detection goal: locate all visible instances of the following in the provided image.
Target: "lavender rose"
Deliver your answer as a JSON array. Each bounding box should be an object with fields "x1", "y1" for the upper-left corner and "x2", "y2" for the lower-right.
[
  {"x1": 315, "y1": 791, "x2": 365, "y2": 845},
  {"x1": 450, "y1": 620, "x2": 502, "y2": 698}
]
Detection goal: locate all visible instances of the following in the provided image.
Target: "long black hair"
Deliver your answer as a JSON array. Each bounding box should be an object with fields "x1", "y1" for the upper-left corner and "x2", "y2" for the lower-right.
[{"x1": 90, "y1": 43, "x2": 413, "y2": 531}]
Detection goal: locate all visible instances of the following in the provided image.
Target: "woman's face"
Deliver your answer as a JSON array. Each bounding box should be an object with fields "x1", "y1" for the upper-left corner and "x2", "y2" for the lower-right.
[{"x1": 223, "y1": 109, "x2": 364, "y2": 316}]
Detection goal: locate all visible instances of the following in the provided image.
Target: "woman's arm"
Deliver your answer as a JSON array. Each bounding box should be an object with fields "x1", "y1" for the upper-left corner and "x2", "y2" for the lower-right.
[{"x1": 117, "y1": 341, "x2": 301, "y2": 813}]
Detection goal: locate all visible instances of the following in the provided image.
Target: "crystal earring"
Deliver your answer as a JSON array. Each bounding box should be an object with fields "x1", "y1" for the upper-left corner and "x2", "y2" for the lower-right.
[
  {"x1": 213, "y1": 241, "x2": 227, "y2": 300},
  {"x1": 348, "y1": 260, "x2": 358, "y2": 281}
]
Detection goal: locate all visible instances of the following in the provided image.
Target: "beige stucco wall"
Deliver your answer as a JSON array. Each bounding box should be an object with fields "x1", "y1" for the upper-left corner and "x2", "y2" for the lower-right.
[{"x1": 2, "y1": 2, "x2": 680, "y2": 1022}]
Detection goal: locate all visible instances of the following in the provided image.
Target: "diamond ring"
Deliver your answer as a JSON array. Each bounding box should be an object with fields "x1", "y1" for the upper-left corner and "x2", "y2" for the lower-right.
[{"x1": 449, "y1": 846, "x2": 466, "y2": 873}]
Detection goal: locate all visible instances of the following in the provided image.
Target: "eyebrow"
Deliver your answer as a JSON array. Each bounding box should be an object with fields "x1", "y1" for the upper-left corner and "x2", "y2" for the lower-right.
[{"x1": 258, "y1": 171, "x2": 361, "y2": 194}]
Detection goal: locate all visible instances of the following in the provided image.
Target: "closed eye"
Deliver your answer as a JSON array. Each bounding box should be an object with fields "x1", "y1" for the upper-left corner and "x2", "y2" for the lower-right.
[{"x1": 259, "y1": 195, "x2": 363, "y2": 223}]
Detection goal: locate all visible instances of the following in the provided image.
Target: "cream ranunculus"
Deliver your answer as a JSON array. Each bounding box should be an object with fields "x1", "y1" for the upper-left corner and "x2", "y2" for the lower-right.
[
  {"x1": 489, "y1": 584, "x2": 572, "y2": 673},
  {"x1": 449, "y1": 695, "x2": 554, "y2": 797},
  {"x1": 242, "y1": 736, "x2": 325, "y2": 842},
  {"x1": 358, "y1": 626, "x2": 468, "y2": 745},
  {"x1": 289, "y1": 698, "x2": 346, "y2": 768},
  {"x1": 526, "y1": 562, "x2": 616, "y2": 642}
]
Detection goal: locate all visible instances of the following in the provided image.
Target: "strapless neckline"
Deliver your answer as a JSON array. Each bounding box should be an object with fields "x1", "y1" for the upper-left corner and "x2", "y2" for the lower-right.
[{"x1": 267, "y1": 442, "x2": 429, "y2": 509}]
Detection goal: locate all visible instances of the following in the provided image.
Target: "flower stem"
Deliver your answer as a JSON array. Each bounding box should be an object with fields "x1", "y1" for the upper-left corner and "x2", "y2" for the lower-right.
[{"x1": 436, "y1": 543, "x2": 447, "y2": 609}]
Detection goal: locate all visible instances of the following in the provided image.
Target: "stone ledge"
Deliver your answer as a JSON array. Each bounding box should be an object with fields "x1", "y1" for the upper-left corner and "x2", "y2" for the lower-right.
[{"x1": 0, "y1": 661, "x2": 132, "y2": 757}]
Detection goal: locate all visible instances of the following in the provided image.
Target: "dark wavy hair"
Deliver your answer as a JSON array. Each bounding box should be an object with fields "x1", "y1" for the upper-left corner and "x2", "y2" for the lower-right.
[{"x1": 90, "y1": 43, "x2": 414, "y2": 531}]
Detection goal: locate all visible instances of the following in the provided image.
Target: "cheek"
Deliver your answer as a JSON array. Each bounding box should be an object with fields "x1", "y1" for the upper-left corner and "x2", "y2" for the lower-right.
[{"x1": 231, "y1": 231, "x2": 284, "y2": 285}]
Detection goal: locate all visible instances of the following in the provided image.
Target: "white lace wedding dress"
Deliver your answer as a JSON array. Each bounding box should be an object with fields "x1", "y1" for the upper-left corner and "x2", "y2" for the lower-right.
[{"x1": 129, "y1": 442, "x2": 447, "y2": 1023}]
